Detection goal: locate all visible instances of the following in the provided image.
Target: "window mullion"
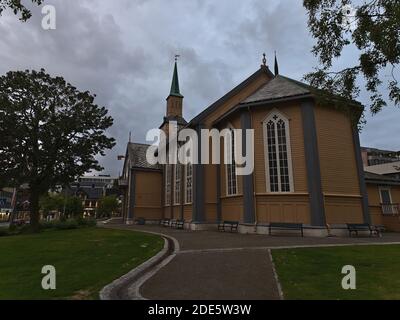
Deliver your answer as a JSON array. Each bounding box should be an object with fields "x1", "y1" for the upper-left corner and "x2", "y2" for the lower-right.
[{"x1": 274, "y1": 121, "x2": 282, "y2": 192}]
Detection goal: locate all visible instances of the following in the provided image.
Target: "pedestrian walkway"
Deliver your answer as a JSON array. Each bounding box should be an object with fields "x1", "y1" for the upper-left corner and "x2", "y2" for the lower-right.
[{"x1": 103, "y1": 224, "x2": 400, "y2": 300}]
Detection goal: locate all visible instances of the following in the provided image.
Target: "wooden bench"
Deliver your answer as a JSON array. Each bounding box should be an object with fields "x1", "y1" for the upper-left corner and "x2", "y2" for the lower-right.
[
  {"x1": 135, "y1": 217, "x2": 145, "y2": 225},
  {"x1": 218, "y1": 221, "x2": 239, "y2": 233},
  {"x1": 347, "y1": 223, "x2": 380, "y2": 237},
  {"x1": 170, "y1": 219, "x2": 177, "y2": 228},
  {"x1": 269, "y1": 223, "x2": 304, "y2": 237},
  {"x1": 175, "y1": 220, "x2": 185, "y2": 230},
  {"x1": 161, "y1": 219, "x2": 170, "y2": 227}
]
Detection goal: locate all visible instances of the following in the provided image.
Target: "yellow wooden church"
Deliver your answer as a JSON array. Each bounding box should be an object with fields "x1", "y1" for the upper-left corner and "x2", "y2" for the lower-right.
[{"x1": 119, "y1": 55, "x2": 399, "y2": 236}]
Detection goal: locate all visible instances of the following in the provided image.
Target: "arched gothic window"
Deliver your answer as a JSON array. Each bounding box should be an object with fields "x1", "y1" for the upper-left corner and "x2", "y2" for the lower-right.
[
  {"x1": 226, "y1": 127, "x2": 238, "y2": 196},
  {"x1": 263, "y1": 110, "x2": 294, "y2": 193}
]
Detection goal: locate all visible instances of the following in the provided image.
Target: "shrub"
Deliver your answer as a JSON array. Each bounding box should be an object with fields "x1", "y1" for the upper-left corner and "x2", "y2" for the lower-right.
[
  {"x1": 53, "y1": 219, "x2": 79, "y2": 230},
  {"x1": 0, "y1": 228, "x2": 8, "y2": 237},
  {"x1": 76, "y1": 218, "x2": 97, "y2": 228}
]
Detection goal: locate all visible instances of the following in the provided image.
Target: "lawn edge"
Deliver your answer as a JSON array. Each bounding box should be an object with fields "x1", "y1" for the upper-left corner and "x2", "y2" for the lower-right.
[
  {"x1": 268, "y1": 249, "x2": 284, "y2": 300},
  {"x1": 99, "y1": 228, "x2": 179, "y2": 300}
]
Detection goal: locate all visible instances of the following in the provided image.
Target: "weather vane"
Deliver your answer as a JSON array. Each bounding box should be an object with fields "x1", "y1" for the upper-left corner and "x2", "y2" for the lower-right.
[{"x1": 175, "y1": 54, "x2": 180, "y2": 62}]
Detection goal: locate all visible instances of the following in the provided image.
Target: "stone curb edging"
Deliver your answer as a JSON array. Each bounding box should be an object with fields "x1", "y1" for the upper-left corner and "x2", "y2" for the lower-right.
[
  {"x1": 268, "y1": 249, "x2": 284, "y2": 300},
  {"x1": 99, "y1": 229, "x2": 179, "y2": 300}
]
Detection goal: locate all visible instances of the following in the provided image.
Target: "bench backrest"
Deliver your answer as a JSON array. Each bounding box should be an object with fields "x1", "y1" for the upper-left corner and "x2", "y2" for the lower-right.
[
  {"x1": 347, "y1": 223, "x2": 370, "y2": 229},
  {"x1": 223, "y1": 221, "x2": 239, "y2": 226},
  {"x1": 270, "y1": 222, "x2": 303, "y2": 229}
]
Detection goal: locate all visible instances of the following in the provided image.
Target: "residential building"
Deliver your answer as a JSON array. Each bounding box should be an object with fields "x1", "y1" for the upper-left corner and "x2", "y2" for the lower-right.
[
  {"x1": 65, "y1": 175, "x2": 119, "y2": 216},
  {"x1": 361, "y1": 147, "x2": 400, "y2": 167}
]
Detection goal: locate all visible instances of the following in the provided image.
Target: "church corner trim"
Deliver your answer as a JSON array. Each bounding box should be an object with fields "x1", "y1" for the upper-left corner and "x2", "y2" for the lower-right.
[{"x1": 301, "y1": 100, "x2": 326, "y2": 227}]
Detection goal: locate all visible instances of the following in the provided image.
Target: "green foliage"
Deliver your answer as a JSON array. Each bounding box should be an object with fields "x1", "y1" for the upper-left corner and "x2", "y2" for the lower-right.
[
  {"x1": 63, "y1": 196, "x2": 84, "y2": 219},
  {"x1": 303, "y1": 0, "x2": 400, "y2": 115},
  {"x1": 0, "y1": 69, "x2": 115, "y2": 230},
  {"x1": 41, "y1": 218, "x2": 96, "y2": 231},
  {"x1": 0, "y1": 0, "x2": 43, "y2": 21},
  {"x1": 96, "y1": 195, "x2": 119, "y2": 218},
  {"x1": 39, "y1": 194, "x2": 64, "y2": 216},
  {"x1": 0, "y1": 228, "x2": 7, "y2": 237},
  {"x1": 40, "y1": 193, "x2": 84, "y2": 218}
]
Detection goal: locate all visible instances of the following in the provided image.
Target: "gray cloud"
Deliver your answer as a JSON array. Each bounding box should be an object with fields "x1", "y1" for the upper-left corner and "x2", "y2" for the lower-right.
[{"x1": 0, "y1": 0, "x2": 399, "y2": 176}]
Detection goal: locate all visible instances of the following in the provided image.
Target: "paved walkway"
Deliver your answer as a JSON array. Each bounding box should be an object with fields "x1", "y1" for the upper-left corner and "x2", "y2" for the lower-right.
[{"x1": 103, "y1": 224, "x2": 400, "y2": 300}]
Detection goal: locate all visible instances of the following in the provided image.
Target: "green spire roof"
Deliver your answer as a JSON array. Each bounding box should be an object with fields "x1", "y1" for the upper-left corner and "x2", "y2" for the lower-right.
[{"x1": 169, "y1": 62, "x2": 183, "y2": 98}]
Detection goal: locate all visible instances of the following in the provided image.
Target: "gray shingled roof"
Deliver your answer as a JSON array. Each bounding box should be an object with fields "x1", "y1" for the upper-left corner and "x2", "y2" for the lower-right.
[
  {"x1": 128, "y1": 143, "x2": 162, "y2": 170},
  {"x1": 364, "y1": 171, "x2": 400, "y2": 185},
  {"x1": 242, "y1": 75, "x2": 311, "y2": 104}
]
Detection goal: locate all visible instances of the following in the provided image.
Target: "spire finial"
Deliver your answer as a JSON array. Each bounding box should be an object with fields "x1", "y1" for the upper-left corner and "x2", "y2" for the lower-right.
[
  {"x1": 274, "y1": 51, "x2": 279, "y2": 76},
  {"x1": 169, "y1": 55, "x2": 183, "y2": 98},
  {"x1": 262, "y1": 53, "x2": 267, "y2": 66}
]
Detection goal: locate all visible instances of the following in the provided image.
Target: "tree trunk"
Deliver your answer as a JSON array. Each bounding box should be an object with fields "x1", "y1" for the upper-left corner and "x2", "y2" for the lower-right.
[{"x1": 29, "y1": 189, "x2": 41, "y2": 232}]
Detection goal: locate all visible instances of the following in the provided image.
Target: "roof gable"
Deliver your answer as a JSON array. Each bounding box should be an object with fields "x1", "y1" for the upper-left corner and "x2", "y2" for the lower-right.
[
  {"x1": 188, "y1": 66, "x2": 274, "y2": 126},
  {"x1": 127, "y1": 143, "x2": 162, "y2": 171},
  {"x1": 242, "y1": 75, "x2": 310, "y2": 104}
]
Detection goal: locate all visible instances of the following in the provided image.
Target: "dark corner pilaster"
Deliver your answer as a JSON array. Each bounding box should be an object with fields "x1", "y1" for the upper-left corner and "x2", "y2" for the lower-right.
[
  {"x1": 161, "y1": 165, "x2": 165, "y2": 219},
  {"x1": 170, "y1": 163, "x2": 174, "y2": 219},
  {"x1": 193, "y1": 123, "x2": 205, "y2": 223},
  {"x1": 180, "y1": 164, "x2": 185, "y2": 220},
  {"x1": 216, "y1": 164, "x2": 222, "y2": 223},
  {"x1": 352, "y1": 127, "x2": 371, "y2": 224},
  {"x1": 301, "y1": 100, "x2": 326, "y2": 226},
  {"x1": 126, "y1": 169, "x2": 136, "y2": 224},
  {"x1": 241, "y1": 109, "x2": 255, "y2": 224}
]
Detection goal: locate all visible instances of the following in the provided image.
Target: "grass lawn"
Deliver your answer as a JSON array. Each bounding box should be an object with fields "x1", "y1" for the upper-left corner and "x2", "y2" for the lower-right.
[
  {"x1": 0, "y1": 227, "x2": 163, "y2": 300},
  {"x1": 272, "y1": 245, "x2": 400, "y2": 300}
]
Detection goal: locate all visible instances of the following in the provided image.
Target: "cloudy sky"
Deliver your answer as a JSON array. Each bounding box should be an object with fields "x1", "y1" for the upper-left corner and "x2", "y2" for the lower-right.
[{"x1": 1, "y1": 0, "x2": 399, "y2": 176}]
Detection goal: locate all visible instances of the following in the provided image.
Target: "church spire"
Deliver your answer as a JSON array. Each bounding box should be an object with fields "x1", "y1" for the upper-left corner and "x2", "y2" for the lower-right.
[
  {"x1": 165, "y1": 57, "x2": 184, "y2": 119},
  {"x1": 169, "y1": 56, "x2": 183, "y2": 98},
  {"x1": 274, "y1": 51, "x2": 279, "y2": 76}
]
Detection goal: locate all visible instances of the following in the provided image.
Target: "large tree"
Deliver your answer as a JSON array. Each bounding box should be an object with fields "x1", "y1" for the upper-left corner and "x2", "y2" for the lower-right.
[
  {"x1": 0, "y1": 69, "x2": 115, "y2": 231},
  {"x1": 303, "y1": 0, "x2": 400, "y2": 114},
  {"x1": 97, "y1": 195, "x2": 119, "y2": 219},
  {"x1": 0, "y1": 0, "x2": 43, "y2": 21}
]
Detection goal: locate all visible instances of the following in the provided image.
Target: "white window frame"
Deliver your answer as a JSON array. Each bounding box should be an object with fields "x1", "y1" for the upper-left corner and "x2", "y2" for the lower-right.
[
  {"x1": 262, "y1": 109, "x2": 294, "y2": 193},
  {"x1": 379, "y1": 186, "x2": 393, "y2": 204},
  {"x1": 165, "y1": 164, "x2": 171, "y2": 205},
  {"x1": 225, "y1": 124, "x2": 238, "y2": 196},
  {"x1": 185, "y1": 164, "x2": 193, "y2": 204},
  {"x1": 174, "y1": 164, "x2": 181, "y2": 205}
]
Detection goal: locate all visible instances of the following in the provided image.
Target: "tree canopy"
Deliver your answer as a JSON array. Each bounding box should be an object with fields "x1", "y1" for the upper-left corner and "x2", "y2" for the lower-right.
[
  {"x1": 97, "y1": 195, "x2": 119, "y2": 218},
  {"x1": 303, "y1": 0, "x2": 400, "y2": 115},
  {"x1": 0, "y1": 0, "x2": 43, "y2": 21},
  {"x1": 0, "y1": 69, "x2": 115, "y2": 230}
]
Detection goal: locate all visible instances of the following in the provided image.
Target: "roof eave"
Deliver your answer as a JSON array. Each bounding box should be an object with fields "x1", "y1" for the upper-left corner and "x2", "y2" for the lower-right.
[
  {"x1": 212, "y1": 93, "x2": 313, "y2": 127},
  {"x1": 188, "y1": 66, "x2": 273, "y2": 127}
]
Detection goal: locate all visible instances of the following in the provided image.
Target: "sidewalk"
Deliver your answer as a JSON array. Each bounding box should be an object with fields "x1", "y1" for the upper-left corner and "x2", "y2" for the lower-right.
[{"x1": 103, "y1": 224, "x2": 400, "y2": 300}]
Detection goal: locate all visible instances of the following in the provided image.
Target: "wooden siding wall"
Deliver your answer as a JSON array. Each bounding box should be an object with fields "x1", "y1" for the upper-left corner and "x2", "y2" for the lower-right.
[
  {"x1": 201, "y1": 74, "x2": 270, "y2": 223},
  {"x1": 314, "y1": 105, "x2": 364, "y2": 224},
  {"x1": 251, "y1": 103, "x2": 310, "y2": 224},
  {"x1": 134, "y1": 171, "x2": 163, "y2": 220}
]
